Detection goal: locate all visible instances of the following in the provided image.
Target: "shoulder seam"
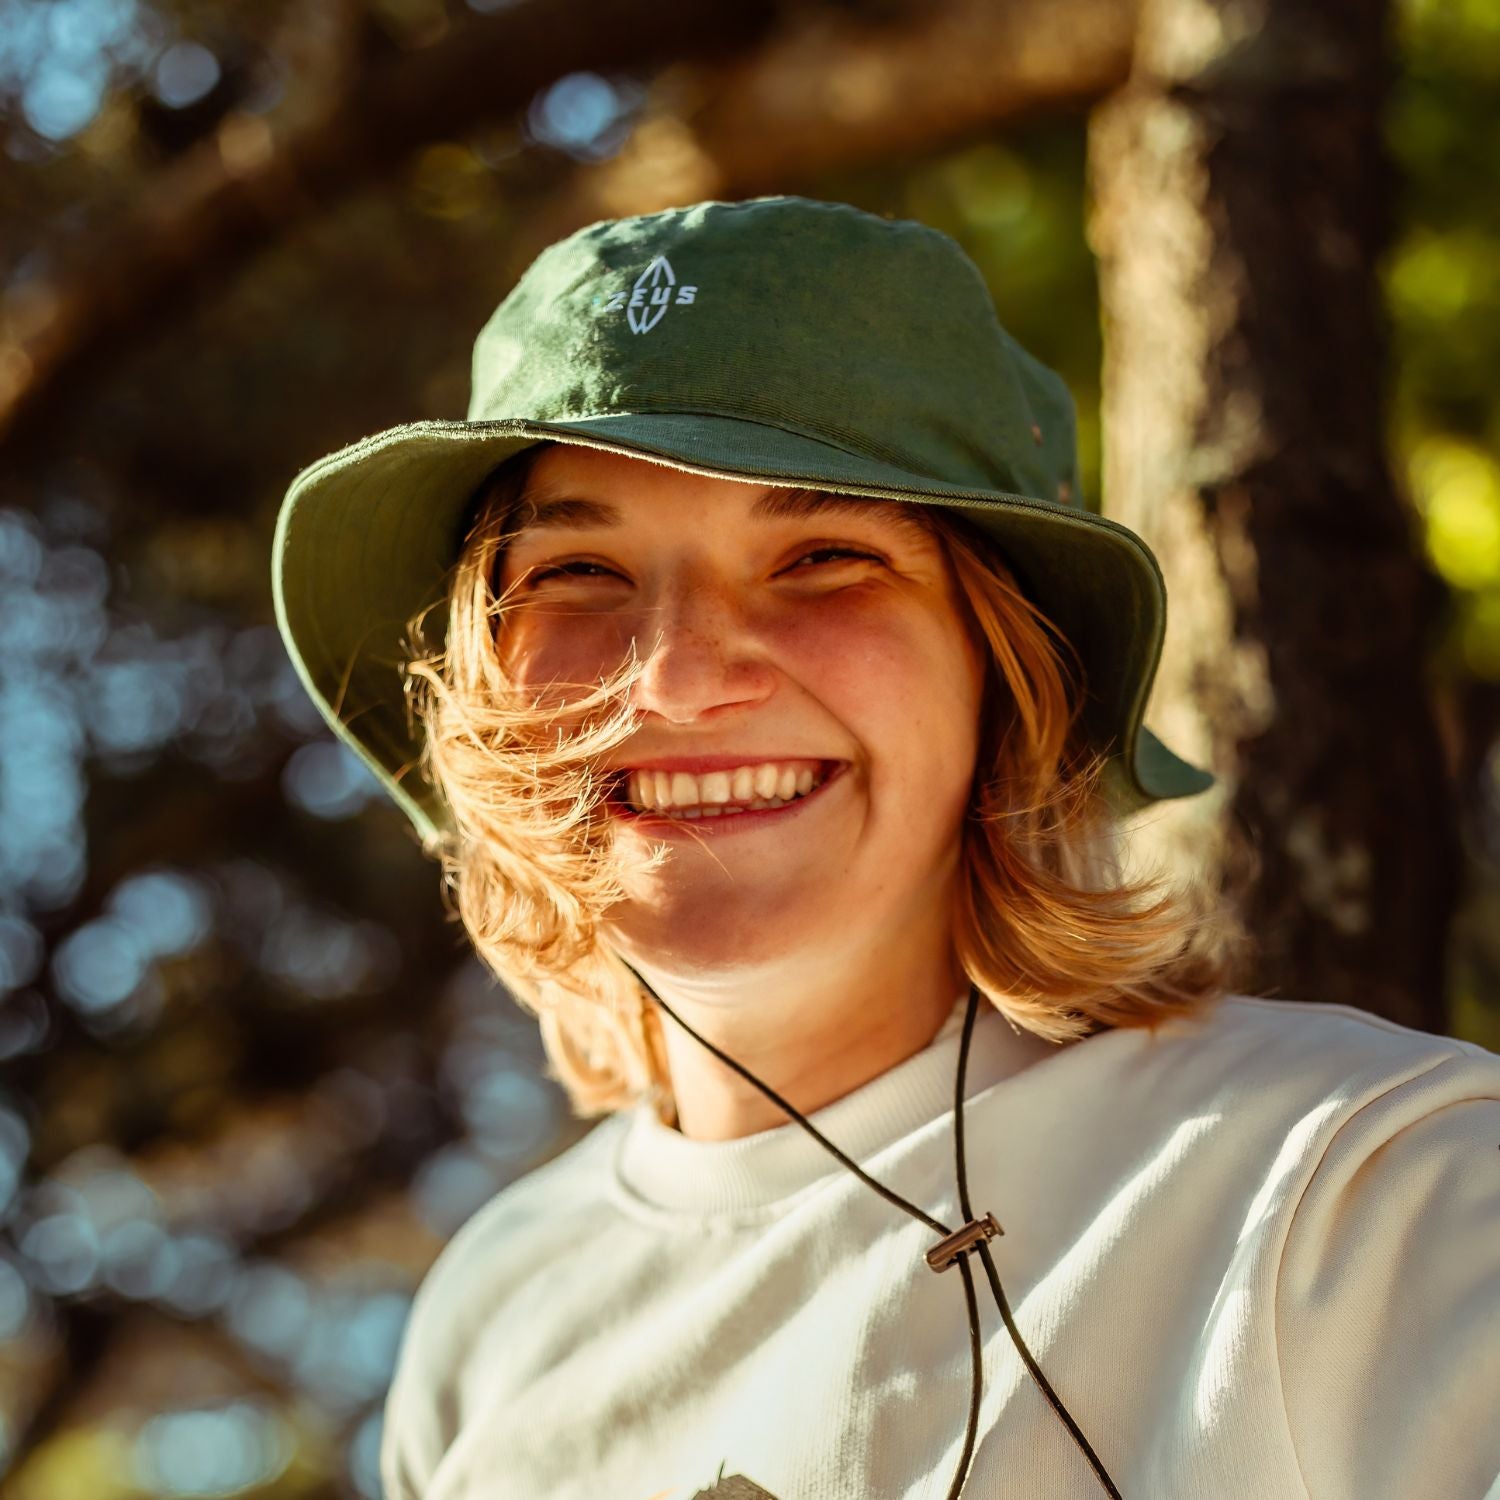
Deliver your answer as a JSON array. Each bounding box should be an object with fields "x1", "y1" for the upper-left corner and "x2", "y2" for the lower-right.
[{"x1": 1221, "y1": 995, "x2": 1492, "y2": 1059}]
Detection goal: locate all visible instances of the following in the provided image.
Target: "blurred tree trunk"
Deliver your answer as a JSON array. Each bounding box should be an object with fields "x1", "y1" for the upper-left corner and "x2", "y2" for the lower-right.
[{"x1": 1088, "y1": 0, "x2": 1458, "y2": 1028}]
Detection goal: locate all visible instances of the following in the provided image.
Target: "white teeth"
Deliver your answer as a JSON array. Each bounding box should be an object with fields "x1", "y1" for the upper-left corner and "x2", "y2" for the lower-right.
[{"x1": 622, "y1": 760, "x2": 830, "y2": 814}]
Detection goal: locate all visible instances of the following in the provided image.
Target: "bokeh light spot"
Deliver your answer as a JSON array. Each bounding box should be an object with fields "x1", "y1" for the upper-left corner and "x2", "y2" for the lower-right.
[
  {"x1": 526, "y1": 72, "x2": 638, "y2": 161},
  {"x1": 346, "y1": 1408, "x2": 384, "y2": 1500},
  {"x1": 1409, "y1": 437, "x2": 1500, "y2": 589},
  {"x1": 101, "y1": 1218, "x2": 176, "y2": 1300},
  {"x1": 152, "y1": 40, "x2": 220, "y2": 108},
  {"x1": 108, "y1": 868, "x2": 214, "y2": 957},
  {"x1": 21, "y1": 61, "x2": 105, "y2": 140},
  {"x1": 282, "y1": 740, "x2": 383, "y2": 820},
  {"x1": 0, "y1": 1102, "x2": 32, "y2": 1215},
  {"x1": 0, "y1": 913, "x2": 44, "y2": 992},
  {"x1": 411, "y1": 1143, "x2": 501, "y2": 1236},
  {"x1": 51, "y1": 916, "x2": 150, "y2": 1015},
  {"x1": 226, "y1": 1262, "x2": 312, "y2": 1362},
  {"x1": 21, "y1": 1212, "x2": 102, "y2": 1295},
  {"x1": 133, "y1": 1401, "x2": 293, "y2": 1497},
  {"x1": 157, "y1": 1229, "x2": 239, "y2": 1316},
  {"x1": 0, "y1": 1256, "x2": 34, "y2": 1340}
]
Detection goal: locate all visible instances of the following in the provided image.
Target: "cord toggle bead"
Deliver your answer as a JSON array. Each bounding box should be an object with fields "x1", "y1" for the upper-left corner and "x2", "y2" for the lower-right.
[{"x1": 925, "y1": 1212, "x2": 1003, "y2": 1272}]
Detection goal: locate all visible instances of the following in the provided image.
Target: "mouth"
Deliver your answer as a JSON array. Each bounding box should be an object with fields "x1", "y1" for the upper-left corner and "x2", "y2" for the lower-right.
[{"x1": 606, "y1": 758, "x2": 847, "y2": 833}]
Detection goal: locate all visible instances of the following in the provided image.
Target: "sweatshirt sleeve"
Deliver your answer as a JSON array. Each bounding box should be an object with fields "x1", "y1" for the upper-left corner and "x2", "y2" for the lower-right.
[
  {"x1": 377, "y1": 1213, "x2": 494, "y2": 1500},
  {"x1": 1275, "y1": 1048, "x2": 1500, "y2": 1500},
  {"x1": 380, "y1": 1297, "x2": 452, "y2": 1500}
]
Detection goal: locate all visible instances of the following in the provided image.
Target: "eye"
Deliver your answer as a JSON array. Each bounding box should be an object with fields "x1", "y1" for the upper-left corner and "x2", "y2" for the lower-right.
[
  {"x1": 785, "y1": 546, "x2": 883, "y2": 571},
  {"x1": 520, "y1": 548, "x2": 881, "y2": 586},
  {"x1": 525, "y1": 560, "x2": 625, "y2": 584}
]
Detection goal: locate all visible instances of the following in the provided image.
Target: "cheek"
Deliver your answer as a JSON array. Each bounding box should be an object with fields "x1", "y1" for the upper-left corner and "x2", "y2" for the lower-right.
[
  {"x1": 774, "y1": 602, "x2": 984, "y2": 796},
  {"x1": 499, "y1": 613, "x2": 637, "y2": 690}
]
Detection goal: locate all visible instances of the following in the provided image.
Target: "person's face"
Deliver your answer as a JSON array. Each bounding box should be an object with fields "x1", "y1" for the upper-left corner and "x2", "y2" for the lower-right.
[{"x1": 495, "y1": 445, "x2": 988, "y2": 981}]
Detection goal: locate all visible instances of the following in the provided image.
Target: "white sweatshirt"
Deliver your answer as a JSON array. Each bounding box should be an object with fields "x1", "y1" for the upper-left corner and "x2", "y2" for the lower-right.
[{"x1": 380, "y1": 992, "x2": 1500, "y2": 1500}]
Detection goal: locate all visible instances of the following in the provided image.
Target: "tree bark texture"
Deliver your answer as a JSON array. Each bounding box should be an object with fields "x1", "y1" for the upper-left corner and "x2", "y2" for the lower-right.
[{"x1": 1088, "y1": 0, "x2": 1458, "y2": 1028}]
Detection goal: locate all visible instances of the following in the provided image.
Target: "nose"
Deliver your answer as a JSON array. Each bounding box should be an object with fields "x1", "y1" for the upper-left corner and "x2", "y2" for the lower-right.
[{"x1": 630, "y1": 576, "x2": 775, "y2": 725}]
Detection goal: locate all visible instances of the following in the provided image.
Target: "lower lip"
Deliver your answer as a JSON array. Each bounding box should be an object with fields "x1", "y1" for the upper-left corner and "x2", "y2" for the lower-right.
[{"x1": 610, "y1": 762, "x2": 848, "y2": 837}]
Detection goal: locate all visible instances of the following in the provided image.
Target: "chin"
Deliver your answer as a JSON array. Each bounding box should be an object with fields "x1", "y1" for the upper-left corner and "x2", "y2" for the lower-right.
[{"x1": 610, "y1": 886, "x2": 825, "y2": 977}]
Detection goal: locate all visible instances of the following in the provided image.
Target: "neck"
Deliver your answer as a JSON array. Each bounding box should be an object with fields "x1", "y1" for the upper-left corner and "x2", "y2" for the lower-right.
[{"x1": 629, "y1": 928, "x2": 970, "y2": 1143}]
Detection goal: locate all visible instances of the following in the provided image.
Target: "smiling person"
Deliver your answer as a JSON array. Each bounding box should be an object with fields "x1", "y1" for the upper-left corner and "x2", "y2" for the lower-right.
[
  {"x1": 272, "y1": 198, "x2": 1500, "y2": 1500},
  {"x1": 487, "y1": 448, "x2": 1014, "y2": 1148}
]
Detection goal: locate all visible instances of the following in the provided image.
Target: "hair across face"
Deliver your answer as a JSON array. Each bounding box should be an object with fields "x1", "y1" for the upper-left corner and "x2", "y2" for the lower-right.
[{"x1": 401, "y1": 442, "x2": 1246, "y2": 1122}]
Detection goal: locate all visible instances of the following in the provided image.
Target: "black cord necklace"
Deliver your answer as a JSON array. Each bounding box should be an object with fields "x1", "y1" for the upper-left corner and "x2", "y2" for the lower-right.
[{"x1": 633, "y1": 973, "x2": 1124, "y2": 1499}]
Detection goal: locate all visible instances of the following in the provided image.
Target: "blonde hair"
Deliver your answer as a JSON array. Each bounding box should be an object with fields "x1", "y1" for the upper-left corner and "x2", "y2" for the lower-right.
[{"x1": 402, "y1": 442, "x2": 1250, "y2": 1124}]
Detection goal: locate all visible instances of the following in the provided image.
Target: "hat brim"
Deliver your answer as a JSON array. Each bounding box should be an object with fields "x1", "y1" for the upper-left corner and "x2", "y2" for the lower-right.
[{"x1": 272, "y1": 412, "x2": 1213, "y2": 846}]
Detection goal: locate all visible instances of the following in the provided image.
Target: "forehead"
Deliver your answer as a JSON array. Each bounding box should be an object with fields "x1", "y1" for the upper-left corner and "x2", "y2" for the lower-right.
[{"x1": 506, "y1": 446, "x2": 936, "y2": 543}]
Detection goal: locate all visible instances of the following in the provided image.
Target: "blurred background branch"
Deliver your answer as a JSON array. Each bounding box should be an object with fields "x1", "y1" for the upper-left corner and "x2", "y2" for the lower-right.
[
  {"x1": 499, "y1": 0, "x2": 1137, "y2": 269},
  {"x1": 0, "y1": 0, "x2": 1144, "y2": 457},
  {"x1": 0, "y1": 0, "x2": 784, "y2": 455}
]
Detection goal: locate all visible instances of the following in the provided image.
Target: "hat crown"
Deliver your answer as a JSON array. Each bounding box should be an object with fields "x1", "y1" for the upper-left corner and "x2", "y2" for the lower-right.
[{"x1": 468, "y1": 196, "x2": 1080, "y2": 507}]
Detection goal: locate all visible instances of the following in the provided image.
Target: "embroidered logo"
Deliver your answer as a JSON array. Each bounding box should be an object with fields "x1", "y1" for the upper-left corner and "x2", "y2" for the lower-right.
[{"x1": 593, "y1": 255, "x2": 698, "y2": 334}]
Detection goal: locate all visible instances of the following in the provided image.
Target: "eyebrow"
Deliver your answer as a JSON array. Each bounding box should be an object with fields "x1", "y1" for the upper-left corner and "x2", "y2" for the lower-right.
[{"x1": 507, "y1": 485, "x2": 934, "y2": 539}]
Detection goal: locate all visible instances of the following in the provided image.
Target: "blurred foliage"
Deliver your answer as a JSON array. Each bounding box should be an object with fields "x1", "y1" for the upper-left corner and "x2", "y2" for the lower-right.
[
  {"x1": 1389, "y1": 0, "x2": 1500, "y2": 675},
  {"x1": 0, "y1": 0, "x2": 1495, "y2": 1496},
  {"x1": 1385, "y1": 0, "x2": 1500, "y2": 1054}
]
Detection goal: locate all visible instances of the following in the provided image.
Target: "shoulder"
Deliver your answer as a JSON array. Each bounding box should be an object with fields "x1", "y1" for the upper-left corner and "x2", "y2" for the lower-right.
[
  {"x1": 422, "y1": 1113, "x2": 620, "y2": 1295},
  {"x1": 1183, "y1": 994, "x2": 1500, "y2": 1255},
  {"x1": 398, "y1": 1112, "x2": 623, "y2": 1362},
  {"x1": 1151, "y1": 987, "x2": 1493, "y2": 1058},
  {"x1": 380, "y1": 1113, "x2": 627, "y2": 1500},
  {"x1": 1239, "y1": 1003, "x2": 1500, "y2": 1496},
  {"x1": 1113, "y1": 995, "x2": 1500, "y2": 1495},
  {"x1": 1068, "y1": 992, "x2": 1500, "y2": 1225},
  {"x1": 1130, "y1": 989, "x2": 1499, "y2": 1111}
]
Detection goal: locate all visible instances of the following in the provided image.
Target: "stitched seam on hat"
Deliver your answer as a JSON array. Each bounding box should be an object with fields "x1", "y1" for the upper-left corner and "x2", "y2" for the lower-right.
[{"x1": 519, "y1": 399, "x2": 1027, "y2": 494}]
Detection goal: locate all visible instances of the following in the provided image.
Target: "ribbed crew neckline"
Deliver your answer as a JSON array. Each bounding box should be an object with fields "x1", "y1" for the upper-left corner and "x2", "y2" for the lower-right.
[{"x1": 612, "y1": 991, "x2": 1059, "y2": 1216}]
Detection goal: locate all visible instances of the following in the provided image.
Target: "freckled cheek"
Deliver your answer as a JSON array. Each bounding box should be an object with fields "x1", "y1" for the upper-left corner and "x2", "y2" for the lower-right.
[
  {"x1": 498, "y1": 616, "x2": 638, "y2": 689},
  {"x1": 761, "y1": 612, "x2": 891, "y2": 697},
  {"x1": 778, "y1": 615, "x2": 981, "y2": 807}
]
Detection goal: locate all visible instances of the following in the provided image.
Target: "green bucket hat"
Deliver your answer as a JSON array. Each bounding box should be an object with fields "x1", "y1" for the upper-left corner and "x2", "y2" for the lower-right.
[{"x1": 272, "y1": 194, "x2": 1213, "y2": 849}]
